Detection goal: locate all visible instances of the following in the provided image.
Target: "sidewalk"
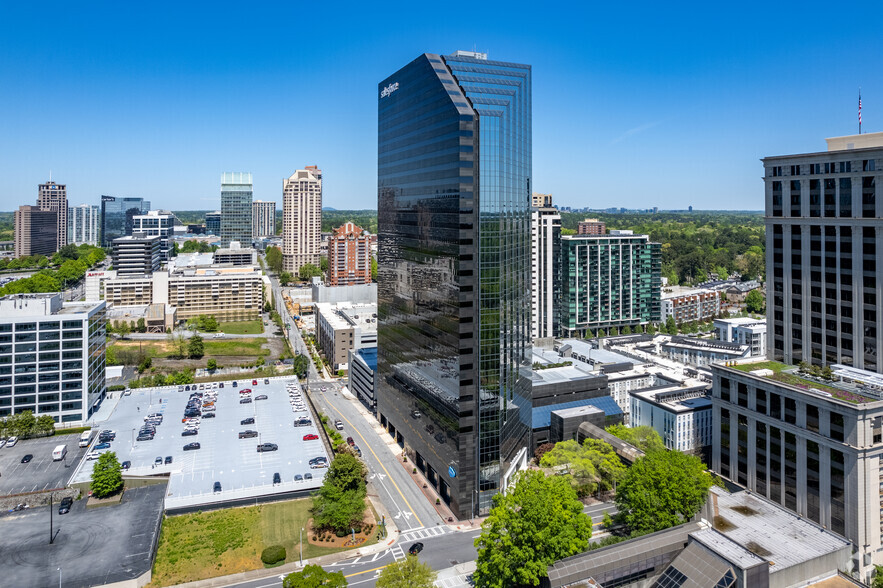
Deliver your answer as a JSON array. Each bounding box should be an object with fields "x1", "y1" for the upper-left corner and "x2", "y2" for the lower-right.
[{"x1": 434, "y1": 561, "x2": 476, "y2": 588}]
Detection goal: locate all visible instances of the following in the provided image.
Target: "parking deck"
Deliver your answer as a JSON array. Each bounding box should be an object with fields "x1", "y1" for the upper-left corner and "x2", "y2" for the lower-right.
[{"x1": 0, "y1": 435, "x2": 88, "y2": 496}]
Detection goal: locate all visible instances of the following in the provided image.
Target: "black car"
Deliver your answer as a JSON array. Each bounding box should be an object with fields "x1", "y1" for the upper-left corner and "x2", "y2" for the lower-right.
[
  {"x1": 239, "y1": 397, "x2": 252, "y2": 404},
  {"x1": 435, "y1": 432, "x2": 446, "y2": 444},
  {"x1": 183, "y1": 443, "x2": 201, "y2": 451},
  {"x1": 121, "y1": 461, "x2": 131, "y2": 470},
  {"x1": 241, "y1": 417, "x2": 255, "y2": 425},
  {"x1": 273, "y1": 472, "x2": 281, "y2": 484},
  {"x1": 294, "y1": 474, "x2": 303, "y2": 481},
  {"x1": 239, "y1": 430, "x2": 258, "y2": 439},
  {"x1": 408, "y1": 542, "x2": 424, "y2": 556},
  {"x1": 255, "y1": 394, "x2": 268, "y2": 401},
  {"x1": 98, "y1": 433, "x2": 115, "y2": 442},
  {"x1": 182, "y1": 429, "x2": 198, "y2": 436},
  {"x1": 219, "y1": 382, "x2": 224, "y2": 389},
  {"x1": 213, "y1": 481, "x2": 222, "y2": 493},
  {"x1": 304, "y1": 472, "x2": 313, "y2": 480},
  {"x1": 257, "y1": 443, "x2": 278, "y2": 452},
  {"x1": 21, "y1": 454, "x2": 33, "y2": 463},
  {"x1": 185, "y1": 385, "x2": 191, "y2": 391},
  {"x1": 165, "y1": 456, "x2": 173, "y2": 464},
  {"x1": 202, "y1": 411, "x2": 216, "y2": 419},
  {"x1": 58, "y1": 497, "x2": 74, "y2": 515}
]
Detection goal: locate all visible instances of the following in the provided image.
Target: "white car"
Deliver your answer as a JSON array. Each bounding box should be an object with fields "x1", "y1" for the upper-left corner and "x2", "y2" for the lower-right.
[
  {"x1": 214, "y1": 333, "x2": 224, "y2": 338},
  {"x1": 86, "y1": 450, "x2": 106, "y2": 460},
  {"x1": 6, "y1": 436, "x2": 18, "y2": 447},
  {"x1": 0, "y1": 439, "x2": 6, "y2": 449}
]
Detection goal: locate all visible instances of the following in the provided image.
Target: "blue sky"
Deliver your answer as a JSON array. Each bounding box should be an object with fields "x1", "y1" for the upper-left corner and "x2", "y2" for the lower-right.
[{"x1": 1, "y1": 1, "x2": 880, "y2": 212}]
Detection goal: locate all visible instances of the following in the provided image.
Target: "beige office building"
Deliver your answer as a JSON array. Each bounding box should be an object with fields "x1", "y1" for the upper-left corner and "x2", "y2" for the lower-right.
[
  {"x1": 14, "y1": 205, "x2": 57, "y2": 258},
  {"x1": 252, "y1": 200, "x2": 276, "y2": 239},
  {"x1": 38, "y1": 181, "x2": 68, "y2": 250},
  {"x1": 282, "y1": 166, "x2": 322, "y2": 273}
]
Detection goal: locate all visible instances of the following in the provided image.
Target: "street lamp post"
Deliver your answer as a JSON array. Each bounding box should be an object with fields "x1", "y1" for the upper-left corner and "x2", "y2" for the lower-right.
[
  {"x1": 299, "y1": 527, "x2": 304, "y2": 565},
  {"x1": 58, "y1": 567, "x2": 61, "y2": 588}
]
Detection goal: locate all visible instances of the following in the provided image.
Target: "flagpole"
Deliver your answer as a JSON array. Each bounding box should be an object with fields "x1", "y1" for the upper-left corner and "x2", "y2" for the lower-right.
[{"x1": 859, "y1": 88, "x2": 862, "y2": 135}]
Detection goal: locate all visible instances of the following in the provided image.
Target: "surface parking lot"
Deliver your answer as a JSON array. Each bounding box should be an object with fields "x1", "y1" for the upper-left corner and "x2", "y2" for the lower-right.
[
  {"x1": 0, "y1": 435, "x2": 87, "y2": 496},
  {"x1": 71, "y1": 377, "x2": 329, "y2": 510}
]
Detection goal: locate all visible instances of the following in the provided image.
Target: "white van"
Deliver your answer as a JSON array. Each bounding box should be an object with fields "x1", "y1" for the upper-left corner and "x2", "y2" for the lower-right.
[
  {"x1": 52, "y1": 445, "x2": 67, "y2": 461},
  {"x1": 78, "y1": 429, "x2": 93, "y2": 448}
]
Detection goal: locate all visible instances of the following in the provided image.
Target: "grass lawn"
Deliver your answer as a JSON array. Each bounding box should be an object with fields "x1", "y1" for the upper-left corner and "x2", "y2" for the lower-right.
[
  {"x1": 150, "y1": 499, "x2": 376, "y2": 586},
  {"x1": 110, "y1": 338, "x2": 268, "y2": 358},
  {"x1": 220, "y1": 320, "x2": 264, "y2": 335},
  {"x1": 730, "y1": 360, "x2": 874, "y2": 404}
]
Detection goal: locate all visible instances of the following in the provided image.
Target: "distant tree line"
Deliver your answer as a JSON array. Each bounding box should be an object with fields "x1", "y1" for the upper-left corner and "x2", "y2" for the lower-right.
[{"x1": 0, "y1": 244, "x2": 105, "y2": 295}]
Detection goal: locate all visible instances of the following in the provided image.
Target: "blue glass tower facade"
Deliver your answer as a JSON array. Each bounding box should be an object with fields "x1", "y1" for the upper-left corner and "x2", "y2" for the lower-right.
[
  {"x1": 220, "y1": 172, "x2": 253, "y2": 248},
  {"x1": 377, "y1": 52, "x2": 532, "y2": 518},
  {"x1": 100, "y1": 196, "x2": 151, "y2": 247}
]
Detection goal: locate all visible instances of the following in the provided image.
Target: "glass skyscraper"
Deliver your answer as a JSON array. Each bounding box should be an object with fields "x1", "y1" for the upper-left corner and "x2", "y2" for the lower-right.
[
  {"x1": 377, "y1": 51, "x2": 532, "y2": 518},
  {"x1": 220, "y1": 173, "x2": 253, "y2": 248},
  {"x1": 100, "y1": 196, "x2": 151, "y2": 247}
]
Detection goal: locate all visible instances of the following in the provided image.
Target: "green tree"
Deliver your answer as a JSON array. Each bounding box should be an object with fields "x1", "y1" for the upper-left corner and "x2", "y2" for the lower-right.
[
  {"x1": 375, "y1": 555, "x2": 437, "y2": 588},
  {"x1": 13, "y1": 410, "x2": 37, "y2": 437},
  {"x1": 207, "y1": 358, "x2": 218, "y2": 370},
  {"x1": 293, "y1": 354, "x2": 310, "y2": 378},
  {"x1": 539, "y1": 439, "x2": 627, "y2": 494},
  {"x1": 54, "y1": 243, "x2": 80, "y2": 261},
  {"x1": 106, "y1": 346, "x2": 118, "y2": 366},
  {"x1": 117, "y1": 321, "x2": 131, "y2": 339},
  {"x1": 265, "y1": 246, "x2": 284, "y2": 274},
  {"x1": 615, "y1": 450, "x2": 713, "y2": 534},
  {"x1": 136, "y1": 317, "x2": 146, "y2": 333},
  {"x1": 325, "y1": 452, "x2": 367, "y2": 492},
  {"x1": 311, "y1": 453, "x2": 368, "y2": 532},
  {"x1": 282, "y1": 565, "x2": 347, "y2": 588},
  {"x1": 647, "y1": 322, "x2": 657, "y2": 335},
  {"x1": 605, "y1": 424, "x2": 666, "y2": 453},
  {"x1": 664, "y1": 316, "x2": 678, "y2": 335},
  {"x1": 279, "y1": 271, "x2": 293, "y2": 285},
  {"x1": 474, "y1": 470, "x2": 592, "y2": 588},
  {"x1": 299, "y1": 263, "x2": 323, "y2": 281},
  {"x1": 320, "y1": 256, "x2": 329, "y2": 273},
  {"x1": 872, "y1": 565, "x2": 883, "y2": 588},
  {"x1": 36, "y1": 414, "x2": 56, "y2": 436},
  {"x1": 621, "y1": 325, "x2": 632, "y2": 335},
  {"x1": 370, "y1": 256, "x2": 377, "y2": 281},
  {"x1": 91, "y1": 451, "x2": 123, "y2": 498},
  {"x1": 745, "y1": 289, "x2": 765, "y2": 314},
  {"x1": 188, "y1": 334, "x2": 204, "y2": 359}
]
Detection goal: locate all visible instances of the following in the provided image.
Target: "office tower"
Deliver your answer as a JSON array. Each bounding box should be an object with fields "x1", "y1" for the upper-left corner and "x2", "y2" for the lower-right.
[
  {"x1": 111, "y1": 234, "x2": 161, "y2": 276},
  {"x1": 220, "y1": 173, "x2": 253, "y2": 248},
  {"x1": 327, "y1": 222, "x2": 371, "y2": 286},
  {"x1": 14, "y1": 205, "x2": 57, "y2": 258},
  {"x1": 559, "y1": 231, "x2": 661, "y2": 337},
  {"x1": 37, "y1": 181, "x2": 67, "y2": 250},
  {"x1": 68, "y1": 204, "x2": 100, "y2": 246},
  {"x1": 578, "y1": 218, "x2": 606, "y2": 235},
  {"x1": 377, "y1": 51, "x2": 532, "y2": 518},
  {"x1": 205, "y1": 211, "x2": 221, "y2": 236},
  {"x1": 531, "y1": 198, "x2": 561, "y2": 340},
  {"x1": 0, "y1": 293, "x2": 106, "y2": 423},
  {"x1": 763, "y1": 132, "x2": 883, "y2": 372},
  {"x1": 100, "y1": 196, "x2": 151, "y2": 247},
  {"x1": 282, "y1": 166, "x2": 322, "y2": 273},
  {"x1": 532, "y1": 192, "x2": 553, "y2": 207},
  {"x1": 252, "y1": 200, "x2": 276, "y2": 239},
  {"x1": 132, "y1": 210, "x2": 176, "y2": 261}
]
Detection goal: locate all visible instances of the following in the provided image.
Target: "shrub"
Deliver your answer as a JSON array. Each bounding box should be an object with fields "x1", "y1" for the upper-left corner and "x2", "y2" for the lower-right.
[
  {"x1": 261, "y1": 545, "x2": 287, "y2": 565},
  {"x1": 335, "y1": 529, "x2": 346, "y2": 538},
  {"x1": 436, "y1": 498, "x2": 441, "y2": 505}
]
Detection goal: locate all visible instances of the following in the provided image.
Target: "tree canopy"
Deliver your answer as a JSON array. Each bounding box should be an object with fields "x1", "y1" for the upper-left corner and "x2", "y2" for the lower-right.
[
  {"x1": 188, "y1": 334, "x2": 204, "y2": 359},
  {"x1": 473, "y1": 470, "x2": 592, "y2": 587},
  {"x1": 375, "y1": 555, "x2": 437, "y2": 588},
  {"x1": 299, "y1": 263, "x2": 323, "y2": 281},
  {"x1": 745, "y1": 289, "x2": 765, "y2": 314},
  {"x1": 539, "y1": 438, "x2": 627, "y2": 496},
  {"x1": 282, "y1": 564, "x2": 347, "y2": 588},
  {"x1": 265, "y1": 246, "x2": 283, "y2": 274},
  {"x1": 605, "y1": 425, "x2": 666, "y2": 453},
  {"x1": 91, "y1": 451, "x2": 123, "y2": 498},
  {"x1": 311, "y1": 452, "x2": 368, "y2": 532}
]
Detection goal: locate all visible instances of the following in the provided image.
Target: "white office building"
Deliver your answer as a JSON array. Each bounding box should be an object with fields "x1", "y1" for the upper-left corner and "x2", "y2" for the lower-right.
[
  {"x1": 629, "y1": 381, "x2": 712, "y2": 454},
  {"x1": 132, "y1": 210, "x2": 177, "y2": 261},
  {"x1": 68, "y1": 204, "x2": 100, "y2": 246},
  {"x1": 714, "y1": 317, "x2": 767, "y2": 357},
  {"x1": 531, "y1": 203, "x2": 560, "y2": 340}
]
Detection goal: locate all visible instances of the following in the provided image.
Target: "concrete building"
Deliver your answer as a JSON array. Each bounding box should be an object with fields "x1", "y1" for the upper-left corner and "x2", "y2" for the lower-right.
[
  {"x1": 577, "y1": 218, "x2": 606, "y2": 235},
  {"x1": 531, "y1": 192, "x2": 552, "y2": 207},
  {"x1": 14, "y1": 205, "x2": 57, "y2": 258},
  {"x1": 220, "y1": 172, "x2": 253, "y2": 248},
  {"x1": 252, "y1": 200, "x2": 276, "y2": 239},
  {"x1": 37, "y1": 180, "x2": 67, "y2": 250},
  {"x1": 531, "y1": 200, "x2": 560, "y2": 340},
  {"x1": 348, "y1": 346, "x2": 376, "y2": 411},
  {"x1": 714, "y1": 317, "x2": 767, "y2": 357},
  {"x1": 68, "y1": 204, "x2": 100, "y2": 246},
  {"x1": 661, "y1": 336, "x2": 750, "y2": 367},
  {"x1": 205, "y1": 211, "x2": 221, "y2": 236},
  {"x1": 763, "y1": 132, "x2": 883, "y2": 371},
  {"x1": 282, "y1": 166, "x2": 322, "y2": 273},
  {"x1": 315, "y1": 302, "x2": 377, "y2": 371},
  {"x1": 100, "y1": 196, "x2": 151, "y2": 247},
  {"x1": 661, "y1": 286, "x2": 721, "y2": 324},
  {"x1": 560, "y1": 231, "x2": 662, "y2": 336},
  {"x1": 213, "y1": 245, "x2": 257, "y2": 266},
  {"x1": 310, "y1": 280, "x2": 377, "y2": 305},
  {"x1": 131, "y1": 210, "x2": 176, "y2": 262},
  {"x1": 327, "y1": 223, "x2": 372, "y2": 286},
  {"x1": 111, "y1": 234, "x2": 161, "y2": 277},
  {"x1": 0, "y1": 294, "x2": 106, "y2": 424},
  {"x1": 712, "y1": 359, "x2": 883, "y2": 581},
  {"x1": 629, "y1": 381, "x2": 712, "y2": 456}
]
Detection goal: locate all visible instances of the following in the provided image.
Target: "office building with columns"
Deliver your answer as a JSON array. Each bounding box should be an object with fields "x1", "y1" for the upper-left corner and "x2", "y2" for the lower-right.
[{"x1": 37, "y1": 181, "x2": 67, "y2": 250}]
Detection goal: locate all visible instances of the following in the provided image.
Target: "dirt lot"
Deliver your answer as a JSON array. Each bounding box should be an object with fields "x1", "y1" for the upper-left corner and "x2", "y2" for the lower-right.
[{"x1": 111, "y1": 337, "x2": 286, "y2": 372}]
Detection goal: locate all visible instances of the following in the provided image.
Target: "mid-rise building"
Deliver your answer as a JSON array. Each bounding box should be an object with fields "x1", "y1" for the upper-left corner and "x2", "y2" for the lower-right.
[
  {"x1": 252, "y1": 200, "x2": 276, "y2": 239},
  {"x1": 205, "y1": 211, "x2": 221, "y2": 236},
  {"x1": 37, "y1": 181, "x2": 67, "y2": 250},
  {"x1": 327, "y1": 222, "x2": 371, "y2": 286},
  {"x1": 531, "y1": 201, "x2": 561, "y2": 340},
  {"x1": 531, "y1": 192, "x2": 553, "y2": 207},
  {"x1": 111, "y1": 234, "x2": 161, "y2": 276},
  {"x1": 0, "y1": 294, "x2": 106, "y2": 424},
  {"x1": 68, "y1": 204, "x2": 100, "y2": 246},
  {"x1": 629, "y1": 381, "x2": 712, "y2": 456},
  {"x1": 560, "y1": 231, "x2": 661, "y2": 337},
  {"x1": 132, "y1": 210, "x2": 176, "y2": 261},
  {"x1": 763, "y1": 132, "x2": 882, "y2": 371},
  {"x1": 213, "y1": 245, "x2": 257, "y2": 266},
  {"x1": 714, "y1": 317, "x2": 767, "y2": 357},
  {"x1": 220, "y1": 172, "x2": 253, "y2": 248},
  {"x1": 316, "y1": 302, "x2": 377, "y2": 371},
  {"x1": 348, "y1": 346, "x2": 377, "y2": 411},
  {"x1": 14, "y1": 205, "x2": 57, "y2": 258},
  {"x1": 577, "y1": 218, "x2": 606, "y2": 235},
  {"x1": 377, "y1": 50, "x2": 533, "y2": 518},
  {"x1": 660, "y1": 286, "x2": 721, "y2": 324},
  {"x1": 660, "y1": 336, "x2": 749, "y2": 367},
  {"x1": 100, "y1": 196, "x2": 151, "y2": 247},
  {"x1": 282, "y1": 166, "x2": 322, "y2": 272}
]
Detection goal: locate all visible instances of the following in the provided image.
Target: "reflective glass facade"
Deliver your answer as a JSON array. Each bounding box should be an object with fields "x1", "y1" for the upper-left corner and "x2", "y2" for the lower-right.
[
  {"x1": 377, "y1": 52, "x2": 532, "y2": 518},
  {"x1": 220, "y1": 172, "x2": 253, "y2": 248},
  {"x1": 100, "y1": 196, "x2": 151, "y2": 247}
]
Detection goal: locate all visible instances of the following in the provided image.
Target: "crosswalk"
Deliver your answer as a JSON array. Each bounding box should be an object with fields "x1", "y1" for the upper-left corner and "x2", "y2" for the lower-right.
[
  {"x1": 435, "y1": 573, "x2": 473, "y2": 588},
  {"x1": 398, "y1": 525, "x2": 451, "y2": 543},
  {"x1": 389, "y1": 544, "x2": 406, "y2": 561}
]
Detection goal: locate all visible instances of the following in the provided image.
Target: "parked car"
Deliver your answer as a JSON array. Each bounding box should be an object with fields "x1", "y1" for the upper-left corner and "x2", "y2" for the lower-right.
[
  {"x1": 293, "y1": 418, "x2": 311, "y2": 427},
  {"x1": 257, "y1": 443, "x2": 278, "y2": 452},
  {"x1": 346, "y1": 436, "x2": 355, "y2": 446},
  {"x1": 182, "y1": 429, "x2": 198, "y2": 437},
  {"x1": 86, "y1": 451, "x2": 104, "y2": 460},
  {"x1": 264, "y1": 379, "x2": 270, "y2": 384},
  {"x1": 408, "y1": 542, "x2": 424, "y2": 555},
  {"x1": 304, "y1": 472, "x2": 313, "y2": 480},
  {"x1": 121, "y1": 461, "x2": 131, "y2": 470},
  {"x1": 352, "y1": 445, "x2": 362, "y2": 457},
  {"x1": 303, "y1": 434, "x2": 319, "y2": 441},
  {"x1": 239, "y1": 430, "x2": 258, "y2": 439},
  {"x1": 219, "y1": 382, "x2": 224, "y2": 388},
  {"x1": 20, "y1": 454, "x2": 33, "y2": 463},
  {"x1": 241, "y1": 417, "x2": 255, "y2": 425},
  {"x1": 202, "y1": 412, "x2": 216, "y2": 419},
  {"x1": 58, "y1": 497, "x2": 74, "y2": 515},
  {"x1": 183, "y1": 443, "x2": 201, "y2": 451},
  {"x1": 154, "y1": 456, "x2": 163, "y2": 465},
  {"x1": 252, "y1": 379, "x2": 258, "y2": 385},
  {"x1": 213, "y1": 481, "x2": 222, "y2": 493},
  {"x1": 232, "y1": 381, "x2": 238, "y2": 387},
  {"x1": 165, "y1": 456, "x2": 173, "y2": 464},
  {"x1": 94, "y1": 442, "x2": 111, "y2": 451},
  {"x1": 7, "y1": 436, "x2": 19, "y2": 447},
  {"x1": 136, "y1": 434, "x2": 154, "y2": 442},
  {"x1": 334, "y1": 420, "x2": 344, "y2": 431},
  {"x1": 273, "y1": 472, "x2": 281, "y2": 484},
  {"x1": 239, "y1": 397, "x2": 252, "y2": 404},
  {"x1": 294, "y1": 474, "x2": 304, "y2": 482},
  {"x1": 255, "y1": 395, "x2": 268, "y2": 401}
]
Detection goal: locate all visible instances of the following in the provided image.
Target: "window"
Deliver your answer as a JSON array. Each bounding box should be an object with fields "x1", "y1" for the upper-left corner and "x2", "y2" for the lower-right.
[
  {"x1": 791, "y1": 165, "x2": 801, "y2": 176},
  {"x1": 863, "y1": 159, "x2": 876, "y2": 172}
]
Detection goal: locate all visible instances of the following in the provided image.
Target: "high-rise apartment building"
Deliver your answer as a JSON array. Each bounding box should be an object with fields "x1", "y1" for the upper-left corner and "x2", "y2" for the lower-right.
[
  {"x1": 327, "y1": 223, "x2": 371, "y2": 286},
  {"x1": 132, "y1": 210, "x2": 176, "y2": 261},
  {"x1": 68, "y1": 204, "x2": 100, "y2": 246},
  {"x1": 763, "y1": 132, "x2": 883, "y2": 372},
  {"x1": 37, "y1": 181, "x2": 67, "y2": 250},
  {"x1": 578, "y1": 218, "x2": 606, "y2": 235},
  {"x1": 205, "y1": 211, "x2": 221, "y2": 236},
  {"x1": 220, "y1": 172, "x2": 253, "y2": 248},
  {"x1": 377, "y1": 51, "x2": 533, "y2": 518},
  {"x1": 531, "y1": 199, "x2": 561, "y2": 340},
  {"x1": 100, "y1": 196, "x2": 151, "y2": 247},
  {"x1": 531, "y1": 192, "x2": 553, "y2": 208},
  {"x1": 111, "y1": 234, "x2": 161, "y2": 276},
  {"x1": 252, "y1": 200, "x2": 276, "y2": 239},
  {"x1": 14, "y1": 205, "x2": 57, "y2": 258},
  {"x1": 0, "y1": 293, "x2": 106, "y2": 424},
  {"x1": 282, "y1": 167, "x2": 322, "y2": 272},
  {"x1": 560, "y1": 231, "x2": 661, "y2": 337}
]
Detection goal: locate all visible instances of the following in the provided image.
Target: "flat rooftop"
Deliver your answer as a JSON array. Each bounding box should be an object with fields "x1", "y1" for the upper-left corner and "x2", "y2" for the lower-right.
[
  {"x1": 661, "y1": 286, "x2": 715, "y2": 299},
  {"x1": 531, "y1": 364, "x2": 599, "y2": 385},
  {"x1": 630, "y1": 383, "x2": 712, "y2": 413},
  {"x1": 316, "y1": 302, "x2": 378, "y2": 331},
  {"x1": 727, "y1": 360, "x2": 880, "y2": 404}
]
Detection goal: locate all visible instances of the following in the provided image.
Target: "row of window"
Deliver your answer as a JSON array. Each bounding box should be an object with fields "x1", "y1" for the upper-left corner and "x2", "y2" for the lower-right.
[{"x1": 770, "y1": 160, "x2": 876, "y2": 176}]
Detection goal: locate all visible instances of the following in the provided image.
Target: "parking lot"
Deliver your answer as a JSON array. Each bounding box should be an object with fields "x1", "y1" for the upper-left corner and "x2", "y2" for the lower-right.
[
  {"x1": 0, "y1": 435, "x2": 87, "y2": 496},
  {"x1": 71, "y1": 377, "x2": 329, "y2": 510}
]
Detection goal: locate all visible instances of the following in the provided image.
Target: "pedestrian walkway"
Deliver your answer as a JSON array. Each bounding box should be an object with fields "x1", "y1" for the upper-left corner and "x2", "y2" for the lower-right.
[
  {"x1": 434, "y1": 561, "x2": 476, "y2": 588},
  {"x1": 399, "y1": 524, "x2": 452, "y2": 543}
]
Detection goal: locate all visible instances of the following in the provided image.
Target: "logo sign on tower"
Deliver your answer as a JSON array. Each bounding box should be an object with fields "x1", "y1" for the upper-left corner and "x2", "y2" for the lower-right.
[{"x1": 380, "y1": 82, "x2": 399, "y2": 99}]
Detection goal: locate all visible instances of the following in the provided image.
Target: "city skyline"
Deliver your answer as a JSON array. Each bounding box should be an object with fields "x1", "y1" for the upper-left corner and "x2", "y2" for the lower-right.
[{"x1": 2, "y1": 3, "x2": 882, "y2": 212}]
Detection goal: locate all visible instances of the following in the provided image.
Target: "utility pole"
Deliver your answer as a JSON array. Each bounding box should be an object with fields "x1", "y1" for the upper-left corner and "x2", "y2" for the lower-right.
[
  {"x1": 299, "y1": 527, "x2": 304, "y2": 565},
  {"x1": 49, "y1": 493, "x2": 54, "y2": 544}
]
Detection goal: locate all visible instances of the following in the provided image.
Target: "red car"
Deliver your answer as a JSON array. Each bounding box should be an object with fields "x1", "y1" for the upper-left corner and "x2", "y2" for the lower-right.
[
  {"x1": 239, "y1": 388, "x2": 251, "y2": 394},
  {"x1": 252, "y1": 380, "x2": 258, "y2": 386},
  {"x1": 303, "y1": 434, "x2": 319, "y2": 441}
]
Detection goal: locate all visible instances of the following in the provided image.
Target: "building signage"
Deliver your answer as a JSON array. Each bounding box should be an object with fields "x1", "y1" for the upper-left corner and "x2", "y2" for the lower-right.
[
  {"x1": 448, "y1": 465, "x2": 456, "y2": 478},
  {"x1": 380, "y1": 82, "x2": 399, "y2": 99}
]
